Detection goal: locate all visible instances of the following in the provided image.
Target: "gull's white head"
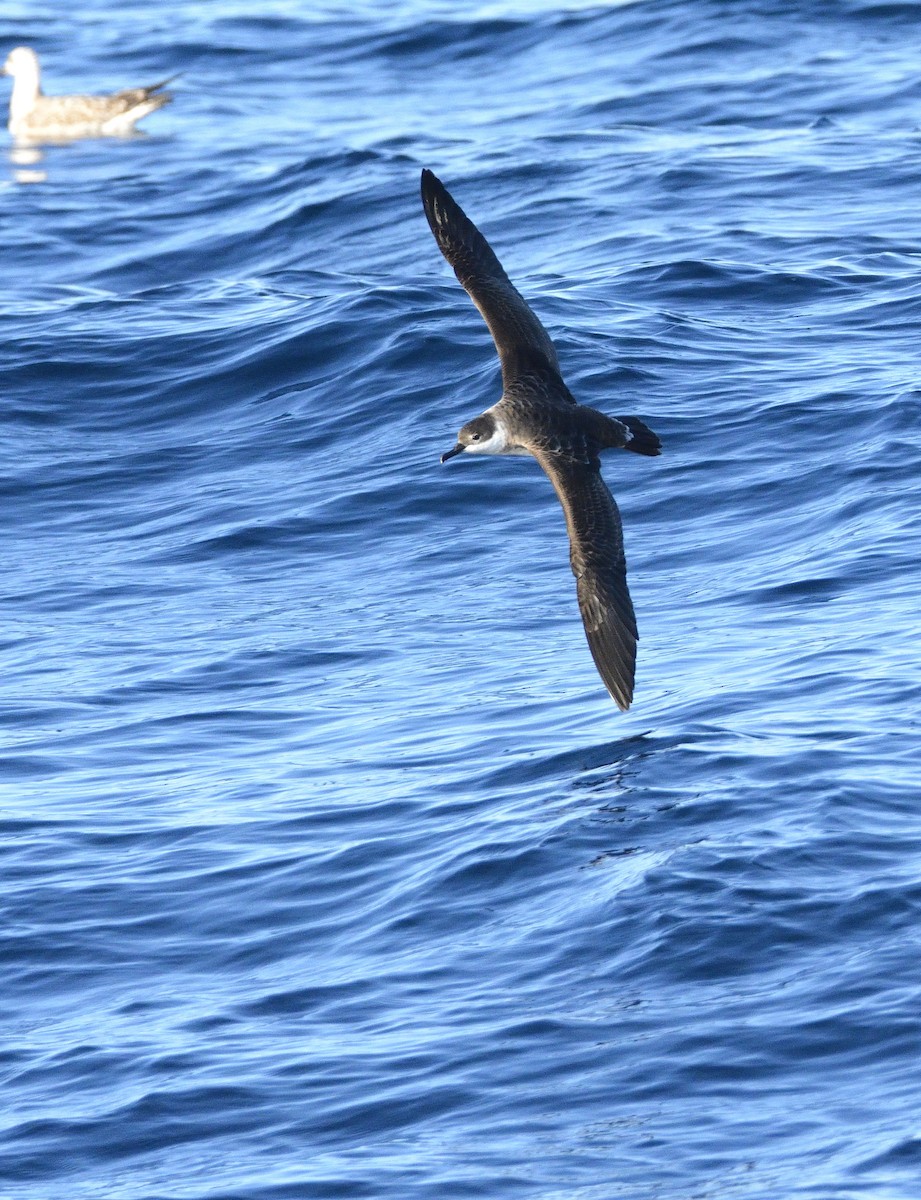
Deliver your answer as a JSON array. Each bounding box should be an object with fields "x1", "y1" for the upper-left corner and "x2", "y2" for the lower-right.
[{"x1": 3, "y1": 46, "x2": 40, "y2": 82}]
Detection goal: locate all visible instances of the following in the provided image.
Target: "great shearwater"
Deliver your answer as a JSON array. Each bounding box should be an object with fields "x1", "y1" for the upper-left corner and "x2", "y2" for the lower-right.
[
  {"x1": 421, "y1": 168, "x2": 660, "y2": 711},
  {"x1": 2, "y1": 46, "x2": 174, "y2": 142}
]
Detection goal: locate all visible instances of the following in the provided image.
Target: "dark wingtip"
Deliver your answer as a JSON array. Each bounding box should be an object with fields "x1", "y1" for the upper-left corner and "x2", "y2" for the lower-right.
[
  {"x1": 420, "y1": 168, "x2": 462, "y2": 252},
  {"x1": 619, "y1": 416, "x2": 662, "y2": 457},
  {"x1": 420, "y1": 167, "x2": 441, "y2": 205},
  {"x1": 420, "y1": 168, "x2": 451, "y2": 227},
  {"x1": 420, "y1": 168, "x2": 436, "y2": 224},
  {"x1": 579, "y1": 588, "x2": 638, "y2": 711},
  {"x1": 589, "y1": 634, "x2": 636, "y2": 711},
  {"x1": 590, "y1": 645, "x2": 633, "y2": 710},
  {"x1": 147, "y1": 72, "x2": 182, "y2": 95}
]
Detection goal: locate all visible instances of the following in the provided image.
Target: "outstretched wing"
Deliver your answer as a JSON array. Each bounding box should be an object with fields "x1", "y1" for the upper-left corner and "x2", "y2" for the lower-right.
[
  {"x1": 533, "y1": 450, "x2": 639, "y2": 710},
  {"x1": 421, "y1": 168, "x2": 563, "y2": 389}
]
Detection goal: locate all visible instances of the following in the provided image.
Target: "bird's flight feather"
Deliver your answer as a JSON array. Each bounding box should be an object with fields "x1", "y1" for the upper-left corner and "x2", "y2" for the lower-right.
[{"x1": 421, "y1": 168, "x2": 564, "y2": 390}]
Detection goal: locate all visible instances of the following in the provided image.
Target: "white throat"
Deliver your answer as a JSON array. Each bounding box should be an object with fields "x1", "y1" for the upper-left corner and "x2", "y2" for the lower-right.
[
  {"x1": 466, "y1": 416, "x2": 511, "y2": 455},
  {"x1": 464, "y1": 414, "x2": 531, "y2": 457}
]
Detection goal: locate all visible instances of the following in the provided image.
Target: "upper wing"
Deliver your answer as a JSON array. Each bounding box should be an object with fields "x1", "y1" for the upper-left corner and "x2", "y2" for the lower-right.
[
  {"x1": 35, "y1": 81, "x2": 173, "y2": 122},
  {"x1": 421, "y1": 169, "x2": 563, "y2": 390},
  {"x1": 533, "y1": 450, "x2": 639, "y2": 710}
]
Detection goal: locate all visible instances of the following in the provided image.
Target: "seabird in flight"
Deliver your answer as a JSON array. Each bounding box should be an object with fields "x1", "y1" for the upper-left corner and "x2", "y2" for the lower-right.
[{"x1": 421, "y1": 168, "x2": 660, "y2": 710}]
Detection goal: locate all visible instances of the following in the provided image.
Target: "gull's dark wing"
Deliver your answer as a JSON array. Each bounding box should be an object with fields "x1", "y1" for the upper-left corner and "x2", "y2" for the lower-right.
[
  {"x1": 421, "y1": 168, "x2": 563, "y2": 390},
  {"x1": 533, "y1": 450, "x2": 639, "y2": 710}
]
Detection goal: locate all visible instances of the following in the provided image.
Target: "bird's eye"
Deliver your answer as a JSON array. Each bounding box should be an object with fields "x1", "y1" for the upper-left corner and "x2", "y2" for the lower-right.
[{"x1": 471, "y1": 433, "x2": 481, "y2": 441}]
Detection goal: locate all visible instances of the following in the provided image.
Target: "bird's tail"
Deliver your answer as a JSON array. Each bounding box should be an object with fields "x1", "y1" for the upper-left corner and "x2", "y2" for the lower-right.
[{"x1": 619, "y1": 416, "x2": 661, "y2": 456}]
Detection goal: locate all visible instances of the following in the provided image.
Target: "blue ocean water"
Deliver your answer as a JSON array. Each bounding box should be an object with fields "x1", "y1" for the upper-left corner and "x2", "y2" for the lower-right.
[{"x1": 3, "y1": 0, "x2": 921, "y2": 1196}]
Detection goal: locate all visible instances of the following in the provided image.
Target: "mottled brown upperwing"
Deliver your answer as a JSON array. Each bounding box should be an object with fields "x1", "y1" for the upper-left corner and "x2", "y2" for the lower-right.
[
  {"x1": 35, "y1": 75, "x2": 175, "y2": 123},
  {"x1": 421, "y1": 169, "x2": 566, "y2": 392},
  {"x1": 533, "y1": 449, "x2": 638, "y2": 711}
]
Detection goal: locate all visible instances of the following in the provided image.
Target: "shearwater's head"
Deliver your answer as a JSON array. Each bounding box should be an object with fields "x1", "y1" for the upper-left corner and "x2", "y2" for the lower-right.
[{"x1": 440, "y1": 413, "x2": 507, "y2": 463}]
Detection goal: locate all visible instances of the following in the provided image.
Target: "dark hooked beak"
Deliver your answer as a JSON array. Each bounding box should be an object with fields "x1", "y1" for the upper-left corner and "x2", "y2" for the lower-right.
[{"x1": 440, "y1": 443, "x2": 465, "y2": 464}]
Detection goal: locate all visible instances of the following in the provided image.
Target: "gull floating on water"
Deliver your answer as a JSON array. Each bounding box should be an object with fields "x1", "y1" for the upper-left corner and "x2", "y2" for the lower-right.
[
  {"x1": 2, "y1": 46, "x2": 174, "y2": 142},
  {"x1": 421, "y1": 169, "x2": 661, "y2": 710}
]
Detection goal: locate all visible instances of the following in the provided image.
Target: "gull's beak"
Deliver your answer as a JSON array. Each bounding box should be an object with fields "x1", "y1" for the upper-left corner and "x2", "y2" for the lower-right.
[{"x1": 440, "y1": 443, "x2": 464, "y2": 464}]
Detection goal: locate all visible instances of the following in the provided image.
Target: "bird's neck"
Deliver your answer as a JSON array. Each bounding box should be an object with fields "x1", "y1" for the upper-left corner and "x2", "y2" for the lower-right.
[{"x1": 9, "y1": 65, "x2": 41, "y2": 121}]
